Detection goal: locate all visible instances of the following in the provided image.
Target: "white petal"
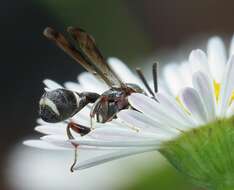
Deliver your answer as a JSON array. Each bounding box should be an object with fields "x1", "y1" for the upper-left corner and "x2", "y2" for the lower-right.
[
  {"x1": 180, "y1": 87, "x2": 208, "y2": 124},
  {"x1": 189, "y1": 49, "x2": 210, "y2": 75},
  {"x1": 108, "y1": 57, "x2": 142, "y2": 84},
  {"x1": 74, "y1": 147, "x2": 157, "y2": 170},
  {"x1": 192, "y1": 71, "x2": 216, "y2": 121},
  {"x1": 64, "y1": 82, "x2": 83, "y2": 92},
  {"x1": 218, "y1": 55, "x2": 234, "y2": 116},
  {"x1": 42, "y1": 134, "x2": 160, "y2": 148},
  {"x1": 38, "y1": 136, "x2": 123, "y2": 151},
  {"x1": 163, "y1": 63, "x2": 184, "y2": 96},
  {"x1": 158, "y1": 78, "x2": 171, "y2": 95},
  {"x1": 117, "y1": 110, "x2": 179, "y2": 138},
  {"x1": 178, "y1": 61, "x2": 193, "y2": 87},
  {"x1": 35, "y1": 125, "x2": 67, "y2": 135},
  {"x1": 71, "y1": 116, "x2": 91, "y2": 127},
  {"x1": 88, "y1": 125, "x2": 160, "y2": 140},
  {"x1": 229, "y1": 34, "x2": 234, "y2": 57},
  {"x1": 128, "y1": 93, "x2": 190, "y2": 131},
  {"x1": 156, "y1": 92, "x2": 196, "y2": 126},
  {"x1": 71, "y1": 107, "x2": 92, "y2": 127},
  {"x1": 226, "y1": 102, "x2": 234, "y2": 117},
  {"x1": 35, "y1": 124, "x2": 83, "y2": 138},
  {"x1": 71, "y1": 138, "x2": 161, "y2": 147},
  {"x1": 23, "y1": 140, "x2": 69, "y2": 150},
  {"x1": 41, "y1": 135, "x2": 74, "y2": 148},
  {"x1": 36, "y1": 119, "x2": 68, "y2": 127},
  {"x1": 78, "y1": 72, "x2": 107, "y2": 93},
  {"x1": 207, "y1": 37, "x2": 226, "y2": 82},
  {"x1": 43, "y1": 79, "x2": 63, "y2": 90},
  {"x1": 36, "y1": 118, "x2": 48, "y2": 125}
]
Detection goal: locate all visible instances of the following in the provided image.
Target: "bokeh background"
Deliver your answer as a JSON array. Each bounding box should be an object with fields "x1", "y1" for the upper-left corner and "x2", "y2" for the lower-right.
[{"x1": 2, "y1": 0, "x2": 234, "y2": 189}]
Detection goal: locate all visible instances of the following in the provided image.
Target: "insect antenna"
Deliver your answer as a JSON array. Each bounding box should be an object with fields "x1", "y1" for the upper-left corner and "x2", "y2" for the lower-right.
[
  {"x1": 152, "y1": 62, "x2": 158, "y2": 93},
  {"x1": 136, "y1": 68, "x2": 155, "y2": 97}
]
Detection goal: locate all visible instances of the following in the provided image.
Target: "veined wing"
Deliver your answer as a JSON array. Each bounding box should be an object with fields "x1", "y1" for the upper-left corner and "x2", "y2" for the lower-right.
[
  {"x1": 43, "y1": 27, "x2": 124, "y2": 88},
  {"x1": 67, "y1": 27, "x2": 124, "y2": 88}
]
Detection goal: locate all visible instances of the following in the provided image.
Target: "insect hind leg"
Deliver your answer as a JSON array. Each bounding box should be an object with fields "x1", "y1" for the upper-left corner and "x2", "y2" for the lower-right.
[{"x1": 66, "y1": 122, "x2": 91, "y2": 172}]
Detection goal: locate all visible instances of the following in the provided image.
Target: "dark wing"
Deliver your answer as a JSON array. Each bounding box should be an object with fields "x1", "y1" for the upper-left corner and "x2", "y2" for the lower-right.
[
  {"x1": 43, "y1": 27, "x2": 124, "y2": 88},
  {"x1": 67, "y1": 27, "x2": 125, "y2": 88}
]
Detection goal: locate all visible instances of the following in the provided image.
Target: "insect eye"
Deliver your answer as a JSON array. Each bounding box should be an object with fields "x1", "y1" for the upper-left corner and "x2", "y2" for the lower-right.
[{"x1": 39, "y1": 89, "x2": 78, "y2": 123}]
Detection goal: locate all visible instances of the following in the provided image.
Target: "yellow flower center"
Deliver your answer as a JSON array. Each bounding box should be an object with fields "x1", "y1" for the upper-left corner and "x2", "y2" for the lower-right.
[
  {"x1": 213, "y1": 80, "x2": 234, "y2": 105},
  {"x1": 176, "y1": 96, "x2": 190, "y2": 114},
  {"x1": 213, "y1": 80, "x2": 221, "y2": 102},
  {"x1": 176, "y1": 81, "x2": 234, "y2": 112}
]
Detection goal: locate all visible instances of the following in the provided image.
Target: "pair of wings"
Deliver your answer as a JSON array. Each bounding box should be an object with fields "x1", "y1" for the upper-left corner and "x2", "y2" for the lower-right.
[{"x1": 43, "y1": 27, "x2": 124, "y2": 88}]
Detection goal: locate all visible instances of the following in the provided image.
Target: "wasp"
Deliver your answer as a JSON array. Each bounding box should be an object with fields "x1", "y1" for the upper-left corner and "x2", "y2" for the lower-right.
[
  {"x1": 39, "y1": 27, "x2": 158, "y2": 137},
  {"x1": 38, "y1": 26, "x2": 159, "y2": 172}
]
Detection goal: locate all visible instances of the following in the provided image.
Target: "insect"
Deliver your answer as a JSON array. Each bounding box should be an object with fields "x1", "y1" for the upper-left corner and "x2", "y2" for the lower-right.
[
  {"x1": 39, "y1": 27, "x2": 159, "y2": 130},
  {"x1": 39, "y1": 26, "x2": 159, "y2": 171}
]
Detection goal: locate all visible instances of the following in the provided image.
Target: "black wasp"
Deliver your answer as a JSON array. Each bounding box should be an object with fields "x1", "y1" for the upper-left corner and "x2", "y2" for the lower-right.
[
  {"x1": 39, "y1": 27, "x2": 159, "y2": 139},
  {"x1": 39, "y1": 27, "x2": 159, "y2": 172}
]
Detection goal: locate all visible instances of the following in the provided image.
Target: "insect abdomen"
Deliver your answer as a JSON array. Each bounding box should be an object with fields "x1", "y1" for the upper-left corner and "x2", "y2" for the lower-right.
[{"x1": 39, "y1": 89, "x2": 90, "y2": 123}]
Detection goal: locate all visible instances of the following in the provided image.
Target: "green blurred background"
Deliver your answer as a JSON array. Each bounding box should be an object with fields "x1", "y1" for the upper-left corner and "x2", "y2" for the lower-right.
[{"x1": 2, "y1": 0, "x2": 234, "y2": 189}]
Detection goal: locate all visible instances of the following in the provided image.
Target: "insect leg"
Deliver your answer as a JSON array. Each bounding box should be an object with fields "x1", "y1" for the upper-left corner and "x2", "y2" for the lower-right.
[
  {"x1": 67, "y1": 122, "x2": 91, "y2": 137},
  {"x1": 66, "y1": 122, "x2": 91, "y2": 172},
  {"x1": 98, "y1": 98, "x2": 110, "y2": 123},
  {"x1": 65, "y1": 122, "x2": 77, "y2": 172},
  {"x1": 90, "y1": 96, "x2": 108, "y2": 128},
  {"x1": 70, "y1": 145, "x2": 78, "y2": 172},
  {"x1": 90, "y1": 99, "x2": 102, "y2": 129}
]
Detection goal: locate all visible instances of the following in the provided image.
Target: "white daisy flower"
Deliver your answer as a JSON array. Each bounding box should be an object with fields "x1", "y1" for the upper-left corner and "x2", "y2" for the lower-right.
[
  {"x1": 25, "y1": 29, "x2": 234, "y2": 189},
  {"x1": 115, "y1": 36, "x2": 234, "y2": 189}
]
